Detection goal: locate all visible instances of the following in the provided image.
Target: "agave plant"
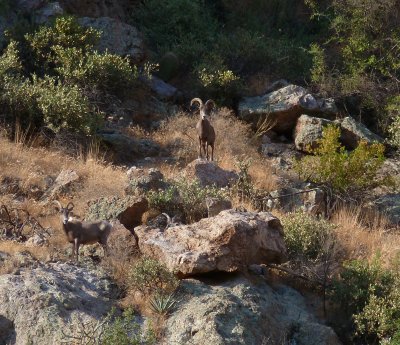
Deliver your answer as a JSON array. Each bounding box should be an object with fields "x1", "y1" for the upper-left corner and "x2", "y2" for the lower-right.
[{"x1": 149, "y1": 292, "x2": 178, "y2": 316}]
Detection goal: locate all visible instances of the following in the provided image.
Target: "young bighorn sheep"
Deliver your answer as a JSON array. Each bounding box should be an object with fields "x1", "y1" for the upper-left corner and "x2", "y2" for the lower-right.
[
  {"x1": 53, "y1": 201, "x2": 112, "y2": 261},
  {"x1": 191, "y1": 98, "x2": 216, "y2": 161}
]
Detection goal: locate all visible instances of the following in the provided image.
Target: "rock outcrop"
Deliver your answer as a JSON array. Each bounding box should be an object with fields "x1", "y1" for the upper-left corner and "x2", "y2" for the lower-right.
[
  {"x1": 125, "y1": 167, "x2": 167, "y2": 196},
  {"x1": 59, "y1": 0, "x2": 129, "y2": 20},
  {"x1": 78, "y1": 17, "x2": 144, "y2": 61},
  {"x1": 294, "y1": 114, "x2": 333, "y2": 152},
  {"x1": 0, "y1": 262, "x2": 115, "y2": 345},
  {"x1": 85, "y1": 195, "x2": 148, "y2": 230},
  {"x1": 238, "y1": 85, "x2": 337, "y2": 135},
  {"x1": 182, "y1": 160, "x2": 239, "y2": 188},
  {"x1": 135, "y1": 209, "x2": 287, "y2": 277},
  {"x1": 338, "y1": 116, "x2": 383, "y2": 149},
  {"x1": 165, "y1": 277, "x2": 342, "y2": 345}
]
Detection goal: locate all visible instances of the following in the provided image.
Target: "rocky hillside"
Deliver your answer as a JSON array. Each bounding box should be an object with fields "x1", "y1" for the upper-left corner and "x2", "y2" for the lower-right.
[{"x1": 0, "y1": 1, "x2": 400, "y2": 345}]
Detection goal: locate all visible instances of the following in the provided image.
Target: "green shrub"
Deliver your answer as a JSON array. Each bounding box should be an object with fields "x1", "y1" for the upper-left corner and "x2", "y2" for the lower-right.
[
  {"x1": 295, "y1": 124, "x2": 386, "y2": 195},
  {"x1": 102, "y1": 308, "x2": 156, "y2": 345},
  {"x1": 281, "y1": 210, "x2": 336, "y2": 260},
  {"x1": 53, "y1": 47, "x2": 139, "y2": 95},
  {"x1": 147, "y1": 179, "x2": 228, "y2": 223},
  {"x1": 61, "y1": 308, "x2": 156, "y2": 345},
  {"x1": 332, "y1": 256, "x2": 400, "y2": 343},
  {"x1": 25, "y1": 15, "x2": 100, "y2": 71},
  {"x1": 129, "y1": 257, "x2": 179, "y2": 296},
  {"x1": 386, "y1": 96, "x2": 400, "y2": 151}
]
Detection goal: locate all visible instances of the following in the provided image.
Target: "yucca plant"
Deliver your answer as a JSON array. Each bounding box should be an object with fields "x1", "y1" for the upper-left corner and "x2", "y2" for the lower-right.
[{"x1": 149, "y1": 292, "x2": 178, "y2": 316}]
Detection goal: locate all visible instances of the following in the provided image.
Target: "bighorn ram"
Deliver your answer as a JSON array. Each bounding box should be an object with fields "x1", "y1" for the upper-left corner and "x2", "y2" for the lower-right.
[
  {"x1": 191, "y1": 98, "x2": 216, "y2": 161},
  {"x1": 53, "y1": 201, "x2": 112, "y2": 261}
]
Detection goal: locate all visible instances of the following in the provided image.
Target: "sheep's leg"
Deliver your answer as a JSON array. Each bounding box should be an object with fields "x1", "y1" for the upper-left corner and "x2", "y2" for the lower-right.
[
  {"x1": 206, "y1": 142, "x2": 209, "y2": 161},
  {"x1": 74, "y1": 238, "x2": 79, "y2": 262},
  {"x1": 210, "y1": 143, "x2": 214, "y2": 161},
  {"x1": 198, "y1": 138, "x2": 202, "y2": 159},
  {"x1": 201, "y1": 143, "x2": 206, "y2": 160}
]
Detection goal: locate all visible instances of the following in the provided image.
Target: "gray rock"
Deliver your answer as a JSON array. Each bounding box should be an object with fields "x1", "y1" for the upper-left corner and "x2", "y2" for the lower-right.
[
  {"x1": 41, "y1": 169, "x2": 79, "y2": 201},
  {"x1": 25, "y1": 234, "x2": 48, "y2": 247},
  {"x1": 165, "y1": 277, "x2": 341, "y2": 345},
  {"x1": 142, "y1": 75, "x2": 178, "y2": 100},
  {"x1": 182, "y1": 159, "x2": 239, "y2": 188},
  {"x1": 0, "y1": 262, "x2": 114, "y2": 345},
  {"x1": 59, "y1": 0, "x2": 128, "y2": 20},
  {"x1": 125, "y1": 167, "x2": 166, "y2": 196},
  {"x1": 77, "y1": 17, "x2": 144, "y2": 61},
  {"x1": 15, "y1": 0, "x2": 46, "y2": 12},
  {"x1": 206, "y1": 197, "x2": 232, "y2": 217},
  {"x1": 98, "y1": 130, "x2": 160, "y2": 162},
  {"x1": 294, "y1": 114, "x2": 333, "y2": 152},
  {"x1": 238, "y1": 85, "x2": 338, "y2": 135},
  {"x1": 135, "y1": 209, "x2": 287, "y2": 277},
  {"x1": 370, "y1": 193, "x2": 400, "y2": 226},
  {"x1": 34, "y1": 1, "x2": 64, "y2": 24},
  {"x1": 339, "y1": 116, "x2": 383, "y2": 150},
  {"x1": 268, "y1": 184, "x2": 326, "y2": 216},
  {"x1": 85, "y1": 195, "x2": 148, "y2": 230}
]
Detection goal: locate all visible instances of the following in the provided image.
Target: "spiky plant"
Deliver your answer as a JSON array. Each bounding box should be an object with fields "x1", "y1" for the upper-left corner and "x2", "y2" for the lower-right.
[{"x1": 149, "y1": 292, "x2": 178, "y2": 316}]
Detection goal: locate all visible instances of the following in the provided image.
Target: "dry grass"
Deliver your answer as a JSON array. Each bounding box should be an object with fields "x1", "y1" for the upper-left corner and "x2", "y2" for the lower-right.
[
  {"x1": 331, "y1": 206, "x2": 400, "y2": 266},
  {"x1": 152, "y1": 108, "x2": 278, "y2": 192}
]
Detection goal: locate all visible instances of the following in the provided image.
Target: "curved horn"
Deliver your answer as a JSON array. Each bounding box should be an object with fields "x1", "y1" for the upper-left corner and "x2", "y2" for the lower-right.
[
  {"x1": 162, "y1": 213, "x2": 171, "y2": 224},
  {"x1": 190, "y1": 98, "x2": 203, "y2": 108},
  {"x1": 66, "y1": 202, "x2": 74, "y2": 210},
  {"x1": 53, "y1": 200, "x2": 63, "y2": 210},
  {"x1": 204, "y1": 99, "x2": 215, "y2": 113}
]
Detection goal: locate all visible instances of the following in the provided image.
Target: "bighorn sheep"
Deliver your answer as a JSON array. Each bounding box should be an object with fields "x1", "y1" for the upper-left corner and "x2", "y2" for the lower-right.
[
  {"x1": 162, "y1": 213, "x2": 181, "y2": 230},
  {"x1": 191, "y1": 98, "x2": 216, "y2": 161},
  {"x1": 53, "y1": 201, "x2": 112, "y2": 261}
]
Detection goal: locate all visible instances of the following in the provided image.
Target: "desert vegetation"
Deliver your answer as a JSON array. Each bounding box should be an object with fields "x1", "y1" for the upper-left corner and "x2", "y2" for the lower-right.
[{"x1": 0, "y1": 1, "x2": 399, "y2": 345}]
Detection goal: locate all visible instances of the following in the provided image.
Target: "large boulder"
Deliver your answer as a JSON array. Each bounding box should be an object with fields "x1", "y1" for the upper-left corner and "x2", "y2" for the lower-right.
[
  {"x1": 370, "y1": 193, "x2": 400, "y2": 226},
  {"x1": 338, "y1": 116, "x2": 383, "y2": 150},
  {"x1": 135, "y1": 210, "x2": 287, "y2": 277},
  {"x1": 77, "y1": 17, "x2": 144, "y2": 61},
  {"x1": 0, "y1": 262, "x2": 115, "y2": 345},
  {"x1": 59, "y1": 0, "x2": 128, "y2": 20},
  {"x1": 238, "y1": 85, "x2": 337, "y2": 135},
  {"x1": 34, "y1": 2, "x2": 64, "y2": 24},
  {"x1": 125, "y1": 167, "x2": 167, "y2": 196},
  {"x1": 294, "y1": 114, "x2": 334, "y2": 152},
  {"x1": 85, "y1": 195, "x2": 148, "y2": 230},
  {"x1": 165, "y1": 278, "x2": 342, "y2": 345},
  {"x1": 267, "y1": 184, "x2": 326, "y2": 216},
  {"x1": 40, "y1": 169, "x2": 80, "y2": 201},
  {"x1": 98, "y1": 129, "x2": 160, "y2": 162},
  {"x1": 182, "y1": 160, "x2": 239, "y2": 188}
]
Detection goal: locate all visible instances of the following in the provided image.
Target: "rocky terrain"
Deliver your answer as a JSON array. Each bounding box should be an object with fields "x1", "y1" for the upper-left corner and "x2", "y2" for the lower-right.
[{"x1": 0, "y1": 1, "x2": 399, "y2": 345}]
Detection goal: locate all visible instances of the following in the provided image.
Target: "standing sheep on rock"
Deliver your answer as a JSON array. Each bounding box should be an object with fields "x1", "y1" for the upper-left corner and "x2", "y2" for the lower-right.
[
  {"x1": 53, "y1": 200, "x2": 112, "y2": 261},
  {"x1": 191, "y1": 98, "x2": 216, "y2": 161}
]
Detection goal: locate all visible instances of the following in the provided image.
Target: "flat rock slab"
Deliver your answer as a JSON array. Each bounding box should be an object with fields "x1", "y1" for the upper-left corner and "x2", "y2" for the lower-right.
[
  {"x1": 135, "y1": 210, "x2": 287, "y2": 277},
  {"x1": 0, "y1": 262, "x2": 114, "y2": 345},
  {"x1": 182, "y1": 159, "x2": 238, "y2": 188},
  {"x1": 165, "y1": 278, "x2": 342, "y2": 345}
]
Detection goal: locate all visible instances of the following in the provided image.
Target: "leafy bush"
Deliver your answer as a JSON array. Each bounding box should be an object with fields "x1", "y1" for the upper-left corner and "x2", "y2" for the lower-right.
[
  {"x1": 61, "y1": 308, "x2": 155, "y2": 345},
  {"x1": 281, "y1": 210, "x2": 336, "y2": 260},
  {"x1": 386, "y1": 96, "x2": 400, "y2": 150},
  {"x1": 53, "y1": 47, "x2": 139, "y2": 96},
  {"x1": 295, "y1": 124, "x2": 386, "y2": 195},
  {"x1": 102, "y1": 308, "x2": 156, "y2": 345},
  {"x1": 332, "y1": 256, "x2": 400, "y2": 343},
  {"x1": 25, "y1": 15, "x2": 100, "y2": 71},
  {"x1": 147, "y1": 179, "x2": 227, "y2": 223},
  {"x1": 128, "y1": 257, "x2": 179, "y2": 296}
]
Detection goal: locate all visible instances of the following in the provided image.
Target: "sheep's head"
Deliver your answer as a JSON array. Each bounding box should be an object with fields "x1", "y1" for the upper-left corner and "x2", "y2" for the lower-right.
[
  {"x1": 190, "y1": 98, "x2": 215, "y2": 120},
  {"x1": 53, "y1": 200, "x2": 74, "y2": 225}
]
